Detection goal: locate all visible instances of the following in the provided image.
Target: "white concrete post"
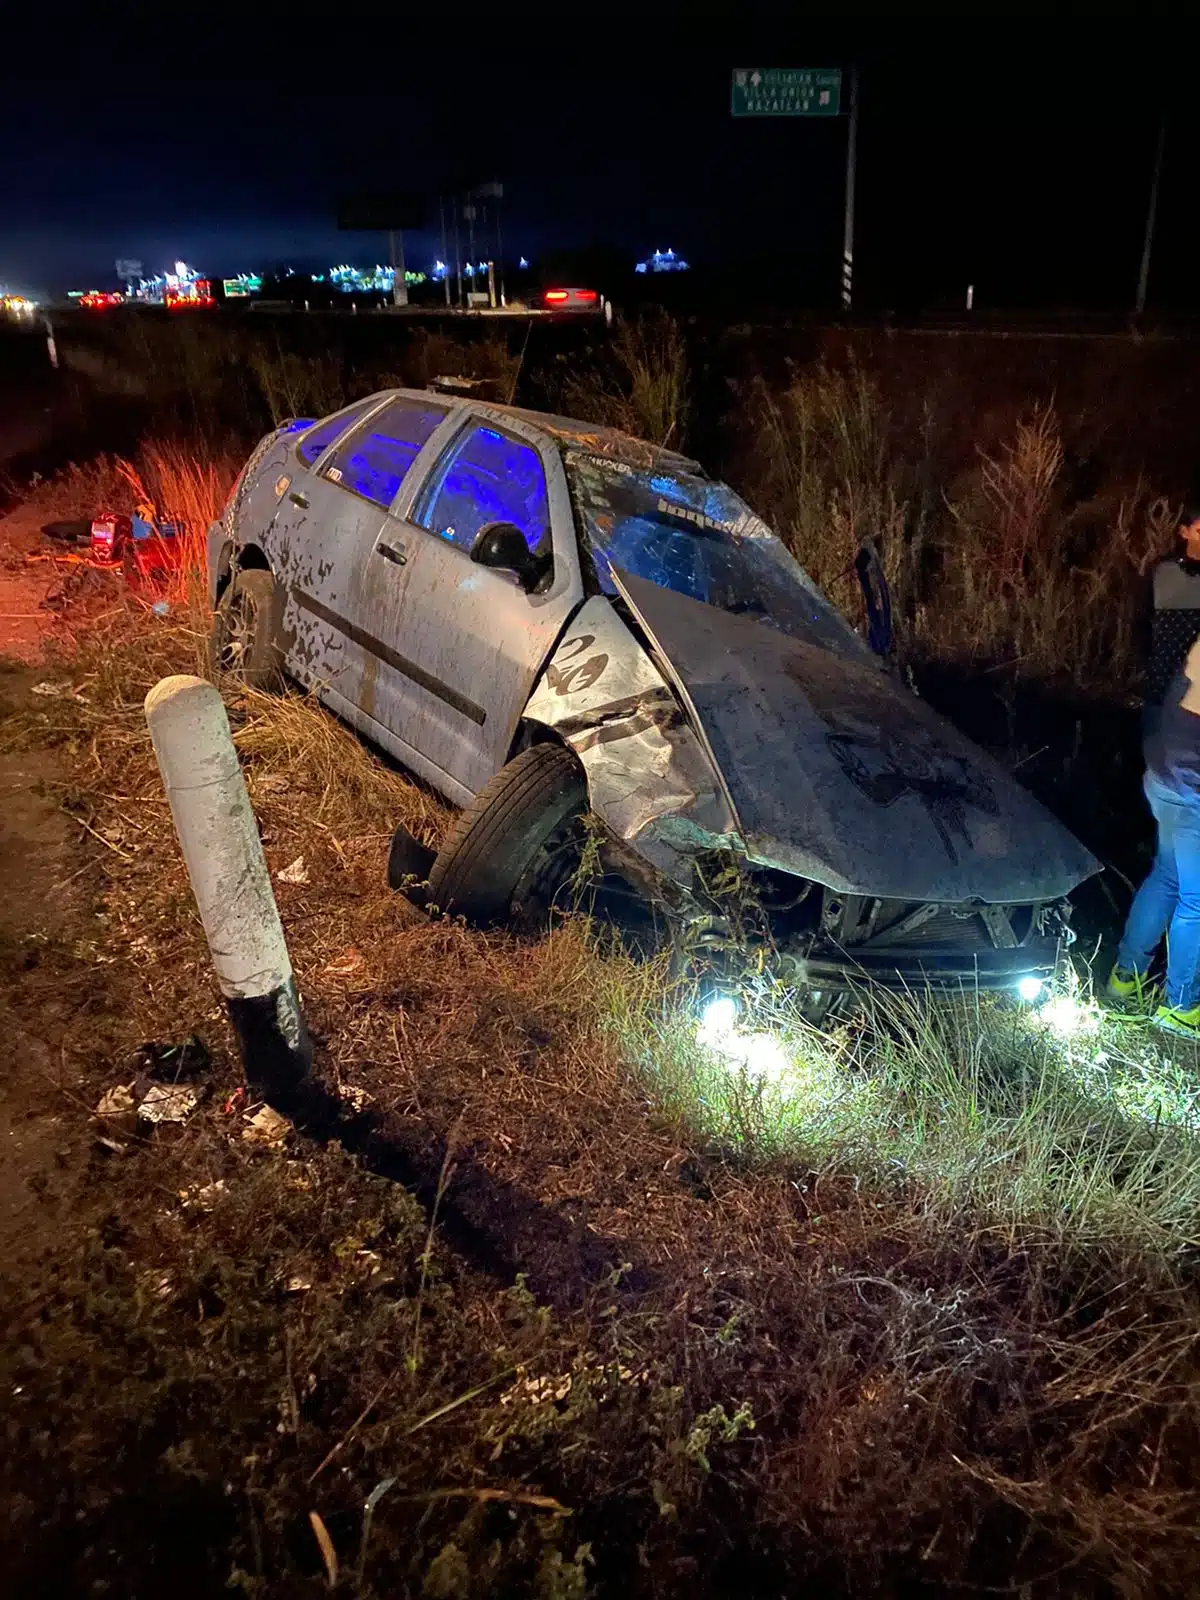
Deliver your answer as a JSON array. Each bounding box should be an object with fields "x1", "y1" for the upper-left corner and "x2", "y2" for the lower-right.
[{"x1": 144, "y1": 675, "x2": 311, "y2": 1100}]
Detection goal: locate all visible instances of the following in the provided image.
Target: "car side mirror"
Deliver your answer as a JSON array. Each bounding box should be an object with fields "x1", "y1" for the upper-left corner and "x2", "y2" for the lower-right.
[{"x1": 470, "y1": 521, "x2": 542, "y2": 591}]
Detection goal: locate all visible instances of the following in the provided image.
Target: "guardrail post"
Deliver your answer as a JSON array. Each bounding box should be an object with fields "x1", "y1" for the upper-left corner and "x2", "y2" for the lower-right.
[{"x1": 144, "y1": 674, "x2": 312, "y2": 1102}]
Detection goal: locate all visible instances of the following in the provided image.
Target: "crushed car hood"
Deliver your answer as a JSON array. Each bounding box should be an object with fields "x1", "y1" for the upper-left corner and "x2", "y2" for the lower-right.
[{"x1": 614, "y1": 571, "x2": 1100, "y2": 904}]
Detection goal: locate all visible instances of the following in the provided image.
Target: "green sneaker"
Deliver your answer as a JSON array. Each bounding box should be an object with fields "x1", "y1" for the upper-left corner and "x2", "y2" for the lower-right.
[
  {"x1": 1104, "y1": 966, "x2": 1159, "y2": 1014},
  {"x1": 1152, "y1": 1003, "x2": 1200, "y2": 1040}
]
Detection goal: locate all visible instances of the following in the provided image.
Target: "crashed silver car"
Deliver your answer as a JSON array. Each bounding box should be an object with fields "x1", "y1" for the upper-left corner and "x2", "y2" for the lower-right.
[{"x1": 207, "y1": 388, "x2": 1098, "y2": 1004}]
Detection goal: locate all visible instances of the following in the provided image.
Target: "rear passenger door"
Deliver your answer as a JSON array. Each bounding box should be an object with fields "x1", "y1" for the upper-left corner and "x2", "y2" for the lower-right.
[
  {"x1": 268, "y1": 400, "x2": 385, "y2": 696},
  {"x1": 275, "y1": 397, "x2": 447, "y2": 710},
  {"x1": 365, "y1": 416, "x2": 583, "y2": 799}
]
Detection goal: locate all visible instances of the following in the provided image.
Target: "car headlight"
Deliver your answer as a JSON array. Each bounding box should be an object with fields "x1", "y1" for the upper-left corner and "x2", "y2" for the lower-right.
[{"x1": 698, "y1": 995, "x2": 738, "y2": 1038}]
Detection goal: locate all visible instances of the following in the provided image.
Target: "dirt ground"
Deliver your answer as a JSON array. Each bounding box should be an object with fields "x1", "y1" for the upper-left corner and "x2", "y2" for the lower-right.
[
  {"x1": 0, "y1": 506, "x2": 76, "y2": 662},
  {"x1": 4, "y1": 491, "x2": 1200, "y2": 1598},
  {"x1": 0, "y1": 665, "x2": 85, "y2": 1267}
]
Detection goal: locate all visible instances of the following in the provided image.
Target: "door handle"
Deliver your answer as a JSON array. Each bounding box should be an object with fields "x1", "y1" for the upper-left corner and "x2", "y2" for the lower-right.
[
  {"x1": 374, "y1": 541, "x2": 407, "y2": 566},
  {"x1": 288, "y1": 490, "x2": 309, "y2": 509}
]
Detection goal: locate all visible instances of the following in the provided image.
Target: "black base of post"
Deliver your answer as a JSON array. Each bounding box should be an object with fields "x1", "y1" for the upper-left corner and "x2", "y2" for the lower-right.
[{"x1": 227, "y1": 979, "x2": 313, "y2": 1108}]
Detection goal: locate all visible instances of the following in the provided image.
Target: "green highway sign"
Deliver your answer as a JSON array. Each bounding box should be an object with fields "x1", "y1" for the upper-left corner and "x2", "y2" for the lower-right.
[{"x1": 731, "y1": 67, "x2": 842, "y2": 117}]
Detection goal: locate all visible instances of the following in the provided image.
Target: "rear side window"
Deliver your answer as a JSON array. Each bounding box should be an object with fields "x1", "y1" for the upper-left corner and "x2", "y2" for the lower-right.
[
  {"x1": 416, "y1": 423, "x2": 549, "y2": 555},
  {"x1": 296, "y1": 401, "x2": 372, "y2": 467},
  {"x1": 324, "y1": 400, "x2": 447, "y2": 509}
]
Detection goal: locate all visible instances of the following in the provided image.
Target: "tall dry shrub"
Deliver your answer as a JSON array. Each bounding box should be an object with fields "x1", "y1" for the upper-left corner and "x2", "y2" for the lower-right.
[
  {"x1": 740, "y1": 363, "x2": 913, "y2": 624},
  {"x1": 247, "y1": 341, "x2": 349, "y2": 425},
  {"x1": 937, "y1": 406, "x2": 1176, "y2": 691},
  {"x1": 563, "y1": 309, "x2": 690, "y2": 446},
  {"x1": 116, "y1": 443, "x2": 241, "y2": 629}
]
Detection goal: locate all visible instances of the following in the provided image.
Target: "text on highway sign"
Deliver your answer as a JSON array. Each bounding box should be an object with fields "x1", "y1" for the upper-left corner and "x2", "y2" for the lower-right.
[{"x1": 731, "y1": 68, "x2": 842, "y2": 117}]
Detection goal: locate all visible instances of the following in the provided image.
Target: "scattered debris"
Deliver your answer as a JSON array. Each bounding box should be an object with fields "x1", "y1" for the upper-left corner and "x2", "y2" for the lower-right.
[
  {"x1": 501, "y1": 1369, "x2": 575, "y2": 1407},
  {"x1": 179, "y1": 1179, "x2": 227, "y2": 1211},
  {"x1": 277, "y1": 856, "x2": 310, "y2": 885},
  {"x1": 284, "y1": 1275, "x2": 313, "y2": 1294},
  {"x1": 222, "y1": 1086, "x2": 248, "y2": 1116},
  {"x1": 131, "y1": 1035, "x2": 210, "y2": 1083},
  {"x1": 139, "y1": 1083, "x2": 200, "y2": 1124},
  {"x1": 324, "y1": 947, "x2": 366, "y2": 979},
  {"x1": 242, "y1": 1104, "x2": 292, "y2": 1146},
  {"x1": 31, "y1": 679, "x2": 87, "y2": 702},
  {"x1": 337, "y1": 1082, "x2": 374, "y2": 1113},
  {"x1": 95, "y1": 1083, "x2": 136, "y2": 1119}
]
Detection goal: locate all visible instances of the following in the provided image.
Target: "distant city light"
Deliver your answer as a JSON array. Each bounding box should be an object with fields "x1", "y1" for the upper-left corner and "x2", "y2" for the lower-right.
[
  {"x1": 635, "y1": 247, "x2": 690, "y2": 274},
  {"x1": 519, "y1": 256, "x2": 529, "y2": 268},
  {"x1": 173, "y1": 260, "x2": 188, "y2": 278},
  {"x1": 329, "y1": 263, "x2": 426, "y2": 292}
]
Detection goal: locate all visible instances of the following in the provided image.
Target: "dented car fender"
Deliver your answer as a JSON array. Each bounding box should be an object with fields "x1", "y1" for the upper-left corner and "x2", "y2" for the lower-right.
[{"x1": 523, "y1": 597, "x2": 742, "y2": 887}]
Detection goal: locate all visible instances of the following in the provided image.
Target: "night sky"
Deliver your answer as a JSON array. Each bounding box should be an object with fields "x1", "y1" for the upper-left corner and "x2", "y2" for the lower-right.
[{"x1": 2, "y1": 16, "x2": 1193, "y2": 310}]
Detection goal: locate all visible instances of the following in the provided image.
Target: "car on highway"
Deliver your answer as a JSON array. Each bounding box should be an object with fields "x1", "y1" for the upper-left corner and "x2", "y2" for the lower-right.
[
  {"x1": 541, "y1": 287, "x2": 600, "y2": 312},
  {"x1": 207, "y1": 390, "x2": 1098, "y2": 1009}
]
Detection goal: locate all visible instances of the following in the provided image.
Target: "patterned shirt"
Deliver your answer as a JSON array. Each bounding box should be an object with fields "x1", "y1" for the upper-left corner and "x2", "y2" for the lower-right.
[{"x1": 1148, "y1": 558, "x2": 1200, "y2": 710}]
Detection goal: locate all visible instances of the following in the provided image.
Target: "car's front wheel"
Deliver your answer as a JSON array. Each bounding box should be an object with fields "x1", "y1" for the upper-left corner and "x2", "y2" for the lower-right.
[
  {"x1": 208, "y1": 569, "x2": 282, "y2": 690},
  {"x1": 424, "y1": 743, "x2": 588, "y2": 927}
]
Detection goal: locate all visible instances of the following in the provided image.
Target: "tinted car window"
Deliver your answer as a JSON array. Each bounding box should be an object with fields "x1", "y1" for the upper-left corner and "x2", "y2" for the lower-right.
[
  {"x1": 296, "y1": 401, "x2": 373, "y2": 467},
  {"x1": 324, "y1": 400, "x2": 447, "y2": 509},
  {"x1": 417, "y1": 424, "x2": 550, "y2": 555}
]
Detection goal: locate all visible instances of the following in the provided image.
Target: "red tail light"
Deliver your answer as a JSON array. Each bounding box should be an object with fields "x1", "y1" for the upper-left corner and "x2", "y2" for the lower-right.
[
  {"x1": 544, "y1": 290, "x2": 569, "y2": 303},
  {"x1": 574, "y1": 289, "x2": 598, "y2": 303}
]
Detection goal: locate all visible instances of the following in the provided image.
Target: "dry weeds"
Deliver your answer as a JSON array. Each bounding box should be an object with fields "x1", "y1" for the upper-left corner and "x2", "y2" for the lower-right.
[
  {"x1": 738, "y1": 364, "x2": 1180, "y2": 695},
  {"x1": 2, "y1": 584, "x2": 1199, "y2": 1596}
]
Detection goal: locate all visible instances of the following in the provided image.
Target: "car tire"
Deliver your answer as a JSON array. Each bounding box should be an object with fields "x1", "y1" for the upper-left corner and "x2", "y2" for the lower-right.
[
  {"x1": 426, "y1": 743, "x2": 588, "y2": 927},
  {"x1": 208, "y1": 569, "x2": 282, "y2": 690}
]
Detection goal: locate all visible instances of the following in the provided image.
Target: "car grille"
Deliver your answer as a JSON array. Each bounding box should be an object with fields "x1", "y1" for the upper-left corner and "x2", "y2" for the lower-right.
[{"x1": 862, "y1": 902, "x2": 1036, "y2": 953}]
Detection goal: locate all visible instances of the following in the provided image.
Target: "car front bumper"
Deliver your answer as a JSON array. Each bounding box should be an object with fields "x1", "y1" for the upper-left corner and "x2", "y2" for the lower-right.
[{"x1": 781, "y1": 938, "x2": 1062, "y2": 995}]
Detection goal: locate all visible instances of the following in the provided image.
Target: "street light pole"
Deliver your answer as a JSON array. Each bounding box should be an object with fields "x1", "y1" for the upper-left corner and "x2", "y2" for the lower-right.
[
  {"x1": 1135, "y1": 110, "x2": 1167, "y2": 317},
  {"x1": 841, "y1": 63, "x2": 860, "y2": 311},
  {"x1": 389, "y1": 230, "x2": 408, "y2": 308}
]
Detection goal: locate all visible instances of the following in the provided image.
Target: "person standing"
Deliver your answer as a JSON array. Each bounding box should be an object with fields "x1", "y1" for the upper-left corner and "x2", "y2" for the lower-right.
[
  {"x1": 1144, "y1": 507, "x2": 1200, "y2": 731},
  {"x1": 1109, "y1": 629, "x2": 1200, "y2": 1035}
]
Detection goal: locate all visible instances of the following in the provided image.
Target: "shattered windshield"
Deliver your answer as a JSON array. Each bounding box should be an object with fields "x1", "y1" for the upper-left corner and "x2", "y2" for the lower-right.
[{"x1": 566, "y1": 453, "x2": 867, "y2": 657}]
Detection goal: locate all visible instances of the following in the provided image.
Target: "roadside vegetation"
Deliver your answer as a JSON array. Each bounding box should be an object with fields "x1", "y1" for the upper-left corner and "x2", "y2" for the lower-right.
[
  {"x1": 2, "y1": 431, "x2": 1200, "y2": 1596},
  {"x1": 41, "y1": 309, "x2": 1185, "y2": 706},
  {"x1": 738, "y1": 362, "x2": 1177, "y2": 697}
]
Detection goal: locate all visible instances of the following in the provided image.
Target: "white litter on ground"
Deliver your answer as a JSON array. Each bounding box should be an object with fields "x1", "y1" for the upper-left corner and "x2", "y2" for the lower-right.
[{"x1": 138, "y1": 1084, "x2": 199, "y2": 1124}]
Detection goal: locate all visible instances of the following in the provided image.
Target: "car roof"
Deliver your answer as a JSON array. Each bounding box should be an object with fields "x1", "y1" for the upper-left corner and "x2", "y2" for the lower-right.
[{"x1": 372, "y1": 387, "x2": 703, "y2": 476}]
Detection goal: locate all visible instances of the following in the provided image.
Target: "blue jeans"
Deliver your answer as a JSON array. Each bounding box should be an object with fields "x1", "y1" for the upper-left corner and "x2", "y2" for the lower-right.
[{"x1": 1117, "y1": 771, "x2": 1200, "y2": 1010}]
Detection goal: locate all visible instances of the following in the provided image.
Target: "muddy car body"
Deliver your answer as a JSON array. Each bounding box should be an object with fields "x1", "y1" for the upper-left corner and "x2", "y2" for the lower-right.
[{"x1": 208, "y1": 389, "x2": 1098, "y2": 999}]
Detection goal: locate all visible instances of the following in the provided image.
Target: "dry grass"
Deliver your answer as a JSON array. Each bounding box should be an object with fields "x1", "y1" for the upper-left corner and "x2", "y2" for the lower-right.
[
  {"x1": 56, "y1": 314, "x2": 524, "y2": 445},
  {"x1": 739, "y1": 362, "x2": 913, "y2": 623},
  {"x1": 561, "y1": 309, "x2": 690, "y2": 447},
  {"x1": 3, "y1": 572, "x2": 1200, "y2": 1594},
  {"x1": 115, "y1": 440, "x2": 241, "y2": 618},
  {"x1": 737, "y1": 364, "x2": 1179, "y2": 695}
]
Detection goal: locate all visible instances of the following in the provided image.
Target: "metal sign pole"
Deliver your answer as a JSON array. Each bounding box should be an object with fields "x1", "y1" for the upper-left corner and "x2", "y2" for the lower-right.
[
  {"x1": 1135, "y1": 111, "x2": 1167, "y2": 317},
  {"x1": 389, "y1": 230, "x2": 408, "y2": 307},
  {"x1": 453, "y1": 201, "x2": 463, "y2": 308},
  {"x1": 439, "y1": 195, "x2": 451, "y2": 306},
  {"x1": 842, "y1": 65, "x2": 859, "y2": 311}
]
